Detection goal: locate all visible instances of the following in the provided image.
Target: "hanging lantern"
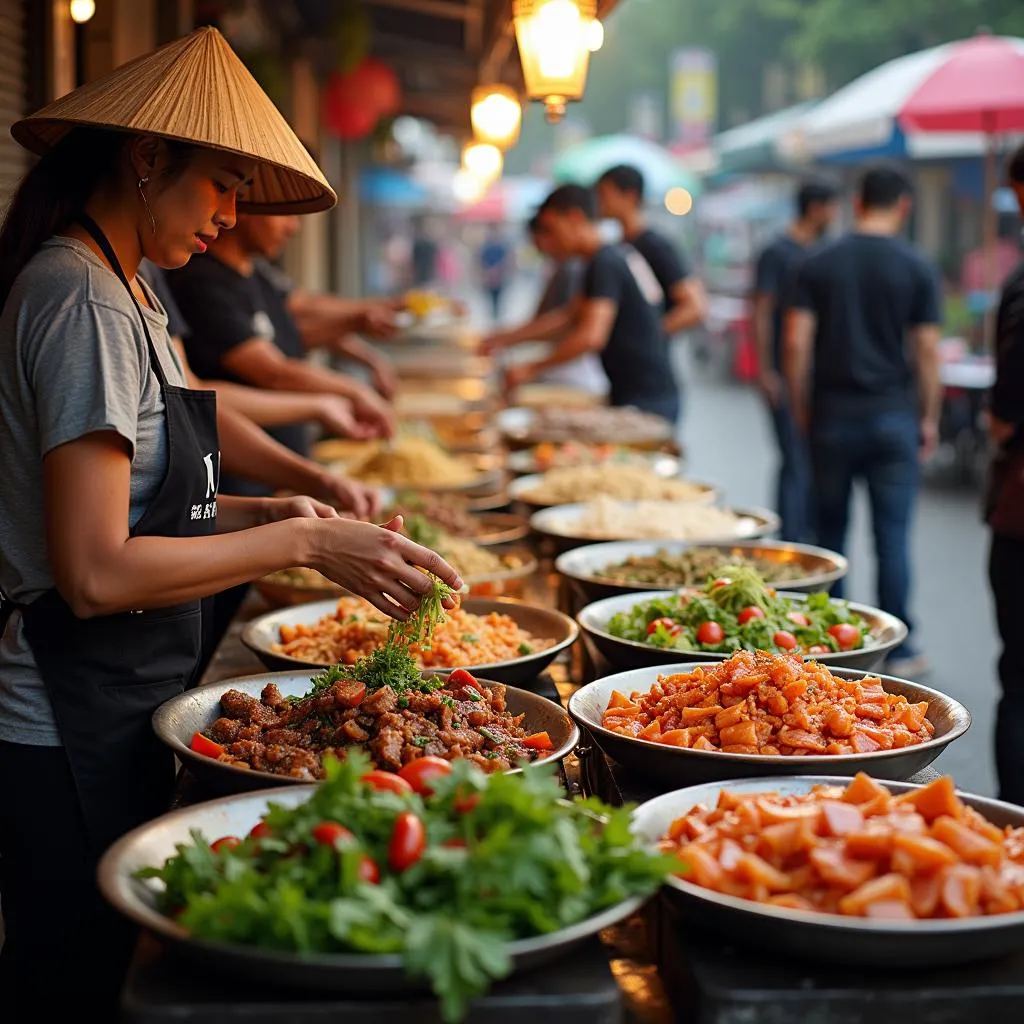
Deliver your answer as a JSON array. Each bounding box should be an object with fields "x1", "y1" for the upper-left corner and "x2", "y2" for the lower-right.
[
  {"x1": 512, "y1": 0, "x2": 597, "y2": 123},
  {"x1": 322, "y1": 70, "x2": 378, "y2": 141},
  {"x1": 586, "y1": 18, "x2": 604, "y2": 52},
  {"x1": 471, "y1": 85, "x2": 522, "y2": 150},
  {"x1": 360, "y1": 58, "x2": 403, "y2": 117},
  {"x1": 462, "y1": 141, "x2": 503, "y2": 185}
]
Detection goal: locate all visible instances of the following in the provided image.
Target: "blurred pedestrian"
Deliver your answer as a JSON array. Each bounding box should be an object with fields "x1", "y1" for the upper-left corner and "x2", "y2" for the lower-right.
[
  {"x1": 478, "y1": 225, "x2": 512, "y2": 324},
  {"x1": 411, "y1": 216, "x2": 438, "y2": 287},
  {"x1": 595, "y1": 164, "x2": 707, "y2": 336},
  {"x1": 485, "y1": 186, "x2": 678, "y2": 421},
  {"x1": 751, "y1": 180, "x2": 839, "y2": 542},
  {"x1": 984, "y1": 143, "x2": 1024, "y2": 804},
  {"x1": 785, "y1": 167, "x2": 942, "y2": 678}
]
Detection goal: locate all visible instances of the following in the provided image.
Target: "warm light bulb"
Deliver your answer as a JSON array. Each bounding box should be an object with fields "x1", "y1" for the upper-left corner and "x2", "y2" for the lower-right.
[
  {"x1": 471, "y1": 87, "x2": 522, "y2": 150},
  {"x1": 69, "y1": 0, "x2": 96, "y2": 23},
  {"x1": 664, "y1": 187, "x2": 693, "y2": 217},
  {"x1": 586, "y1": 19, "x2": 604, "y2": 52},
  {"x1": 453, "y1": 169, "x2": 485, "y2": 204},
  {"x1": 462, "y1": 142, "x2": 503, "y2": 184},
  {"x1": 531, "y1": 0, "x2": 582, "y2": 80}
]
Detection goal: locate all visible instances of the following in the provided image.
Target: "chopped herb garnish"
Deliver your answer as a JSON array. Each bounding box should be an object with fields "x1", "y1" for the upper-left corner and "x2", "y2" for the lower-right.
[
  {"x1": 461, "y1": 633, "x2": 480, "y2": 643},
  {"x1": 478, "y1": 727, "x2": 502, "y2": 744},
  {"x1": 398, "y1": 695, "x2": 410, "y2": 709},
  {"x1": 439, "y1": 694, "x2": 456, "y2": 708},
  {"x1": 465, "y1": 689, "x2": 483, "y2": 702},
  {"x1": 517, "y1": 642, "x2": 533, "y2": 656},
  {"x1": 411, "y1": 736, "x2": 431, "y2": 748}
]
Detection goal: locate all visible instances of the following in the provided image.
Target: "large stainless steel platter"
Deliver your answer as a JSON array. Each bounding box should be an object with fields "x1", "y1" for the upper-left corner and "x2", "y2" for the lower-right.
[
  {"x1": 508, "y1": 473, "x2": 720, "y2": 515},
  {"x1": 495, "y1": 406, "x2": 675, "y2": 448},
  {"x1": 568, "y1": 664, "x2": 969, "y2": 786},
  {"x1": 577, "y1": 589, "x2": 906, "y2": 673},
  {"x1": 529, "y1": 502, "x2": 781, "y2": 555},
  {"x1": 505, "y1": 448, "x2": 681, "y2": 478},
  {"x1": 154, "y1": 670, "x2": 579, "y2": 795},
  {"x1": 99, "y1": 787, "x2": 646, "y2": 993},
  {"x1": 631, "y1": 776, "x2": 1024, "y2": 966},
  {"x1": 241, "y1": 597, "x2": 579, "y2": 688},
  {"x1": 555, "y1": 539, "x2": 849, "y2": 603},
  {"x1": 471, "y1": 512, "x2": 530, "y2": 547}
]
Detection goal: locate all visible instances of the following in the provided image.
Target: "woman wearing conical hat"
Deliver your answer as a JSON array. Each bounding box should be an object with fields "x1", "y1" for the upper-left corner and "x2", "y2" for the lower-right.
[{"x1": 0, "y1": 28, "x2": 461, "y2": 1012}]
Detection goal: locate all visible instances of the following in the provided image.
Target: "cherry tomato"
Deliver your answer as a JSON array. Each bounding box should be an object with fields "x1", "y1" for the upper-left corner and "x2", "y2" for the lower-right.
[
  {"x1": 312, "y1": 822, "x2": 354, "y2": 847},
  {"x1": 398, "y1": 756, "x2": 452, "y2": 795},
  {"x1": 828, "y1": 623, "x2": 862, "y2": 651},
  {"x1": 773, "y1": 630, "x2": 799, "y2": 651},
  {"x1": 190, "y1": 731, "x2": 225, "y2": 759},
  {"x1": 357, "y1": 856, "x2": 380, "y2": 884},
  {"x1": 711, "y1": 578, "x2": 731, "y2": 589},
  {"x1": 249, "y1": 821, "x2": 273, "y2": 841},
  {"x1": 453, "y1": 791, "x2": 480, "y2": 814},
  {"x1": 788, "y1": 611, "x2": 811, "y2": 628},
  {"x1": 361, "y1": 770, "x2": 414, "y2": 795},
  {"x1": 695, "y1": 621, "x2": 725, "y2": 645},
  {"x1": 737, "y1": 606, "x2": 765, "y2": 625},
  {"x1": 808, "y1": 644, "x2": 829, "y2": 655},
  {"x1": 646, "y1": 616, "x2": 681, "y2": 637},
  {"x1": 211, "y1": 836, "x2": 241, "y2": 853},
  {"x1": 446, "y1": 668, "x2": 485, "y2": 694},
  {"x1": 388, "y1": 812, "x2": 426, "y2": 871}
]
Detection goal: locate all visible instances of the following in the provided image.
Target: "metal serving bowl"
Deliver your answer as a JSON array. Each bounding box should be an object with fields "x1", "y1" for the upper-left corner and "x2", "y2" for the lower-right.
[
  {"x1": 508, "y1": 474, "x2": 720, "y2": 516},
  {"x1": 495, "y1": 406, "x2": 675, "y2": 450},
  {"x1": 631, "y1": 776, "x2": 1023, "y2": 966},
  {"x1": 555, "y1": 539, "x2": 849, "y2": 605},
  {"x1": 529, "y1": 502, "x2": 782, "y2": 556},
  {"x1": 241, "y1": 597, "x2": 579, "y2": 688},
  {"x1": 153, "y1": 670, "x2": 579, "y2": 795},
  {"x1": 98, "y1": 788, "x2": 647, "y2": 994},
  {"x1": 505, "y1": 449, "x2": 681, "y2": 478},
  {"x1": 568, "y1": 664, "x2": 969, "y2": 787},
  {"x1": 576, "y1": 589, "x2": 906, "y2": 673},
  {"x1": 471, "y1": 512, "x2": 530, "y2": 547}
]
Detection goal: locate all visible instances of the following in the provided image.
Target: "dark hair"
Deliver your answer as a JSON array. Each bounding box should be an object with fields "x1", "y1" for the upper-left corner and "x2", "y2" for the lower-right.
[
  {"x1": 596, "y1": 164, "x2": 644, "y2": 200},
  {"x1": 858, "y1": 167, "x2": 913, "y2": 211},
  {"x1": 0, "y1": 127, "x2": 195, "y2": 313},
  {"x1": 539, "y1": 184, "x2": 596, "y2": 221},
  {"x1": 796, "y1": 180, "x2": 838, "y2": 217},
  {"x1": 1008, "y1": 143, "x2": 1024, "y2": 184},
  {"x1": 527, "y1": 212, "x2": 541, "y2": 235}
]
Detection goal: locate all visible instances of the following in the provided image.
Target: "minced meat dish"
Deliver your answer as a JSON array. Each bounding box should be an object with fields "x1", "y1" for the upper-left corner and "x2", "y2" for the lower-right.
[{"x1": 205, "y1": 674, "x2": 544, "y2": 780}]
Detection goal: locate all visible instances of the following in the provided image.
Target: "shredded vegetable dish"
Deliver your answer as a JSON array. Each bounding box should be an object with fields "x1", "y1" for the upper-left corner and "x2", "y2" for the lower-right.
[
  {"x1": 660, "y1": 774, "x2": 1024, "y2": 919},
  {"x1": 594, "y1": 548, "x2": 809, "y2": 589},
  {"x1": 606, "y1": 568, "x2": 871, "y2": 656},
  {"x1": 139, "y1": 754, "x2": 672, "y2": 1022},
  {"x1": 601, "y1": 650, "x2": 934, "y2": 755},
  {"x1": 570, "y1": 497, "x2": 758, "y2": 541},
  {"x1": 519, "y1": 466, "x2": 710, "y2": 505}
]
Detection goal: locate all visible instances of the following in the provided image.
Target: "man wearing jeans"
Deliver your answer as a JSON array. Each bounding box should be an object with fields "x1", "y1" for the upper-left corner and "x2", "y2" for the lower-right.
[{"x1": 784, "y1": 168, "x2": 942, "y2": 677}]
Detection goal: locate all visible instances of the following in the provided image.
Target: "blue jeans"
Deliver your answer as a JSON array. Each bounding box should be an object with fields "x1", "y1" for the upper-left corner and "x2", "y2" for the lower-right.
[
  {"x1": 809, "y1": 409, "x2": 919, "y2": 646},
  {"x1": 613, "y1": 390, "x2": 682, "y2": 426},
  {"x1": 768, "y1": 393, "x2": 814, "y2": 543}
]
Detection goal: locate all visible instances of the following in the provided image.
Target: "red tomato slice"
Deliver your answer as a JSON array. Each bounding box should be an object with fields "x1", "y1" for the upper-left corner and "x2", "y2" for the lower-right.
[
  {"x1": 737, "y1": 606, "x2": 766, "y2": 625},
  {"x1": 696, "y1": 621, "x2": 725, "y2": 645},
  {"x1": 446, "y1": 668, "x2": 484, "y2": 693},
  {"x1": 398, "y1": 756, "x2": 452, "y2": 795},
  {"x1": 773, "y1": 630, "x2": 799, "y2": 651},
  {"x1": 357, "y1": 856, "x2": 380, "y2": 884},
  {"x1": 646, "y1": 616, "x2": 681, "y2": 637},
  {"x1": 788, "y1": 611, "x2": 811, "y2": 627},
  {"x1": 210, "y1": 836, "x2": 241, "y2": 853},
  {"x1": 453, "y1": 790, "x2": 480, "y2": 814},
  {"x1": 711, "y1": 578, "x2": 731, "y2": 589},
  {"x1": 190, "y1": 732, "x2": 225, "y2": 759},
  {"x1": 521, "y1": 731, "x2": 554, "y2": 750},
  {"x1": 249, "y1": 821, "x2": 273, "y2": 841},
  {"x1": 828, "y1": 623, "x2": 862, "y2": 650},
  {"x1": 312, "y1": 822, "x2": 354, "y2": 847},
  {"x1": 808, "y1": 644, "x2": 829, "y2": 655},
  {"x1": 361, "y1": 770, "x2": 414, "y2": 795},
  {"x1": 388, "y1": 812, "x2": 426, "y2": 871}
]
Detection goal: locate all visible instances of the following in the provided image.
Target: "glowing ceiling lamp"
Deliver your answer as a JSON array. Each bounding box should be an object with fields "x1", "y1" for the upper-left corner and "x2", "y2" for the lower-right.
[
  {"x1": 69, "y1": 0, "x2": 95, "y2": 23},
  {"x1": 586, "y1": 19, "x2": 604, "y2": 52},
  {"x1": 471, "y1": 85, "x2": 522, "y2": 150},
  {"x1": 513, "y1": 0, "x2": 598, "y2": 124},
  {"x1": 462, "y1": 141, "x2": 503, "y2": 185}
]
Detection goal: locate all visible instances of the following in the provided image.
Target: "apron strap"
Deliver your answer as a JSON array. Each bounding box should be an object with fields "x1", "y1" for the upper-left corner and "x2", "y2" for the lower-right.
[{"x1": 77, "y1": 213, "x2": 171, "y2": 390}]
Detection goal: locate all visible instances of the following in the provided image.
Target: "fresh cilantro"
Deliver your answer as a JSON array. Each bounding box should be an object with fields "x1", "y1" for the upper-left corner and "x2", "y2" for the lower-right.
[
  {"x1": 411, "y1": 736, "x2": 430, "y2": 748},
  {"x1": 398, "y1": 695, "x2": 410, "y2": 709},
  {"x1": 517, "y1": 642, "x2": 533, "y2": 655},
  {"x1": 464, "y1": 689, "x2": 483, "y2": 702},
  {"x1": 478, "y1": 727, "x2": 501, "y2": 744}
]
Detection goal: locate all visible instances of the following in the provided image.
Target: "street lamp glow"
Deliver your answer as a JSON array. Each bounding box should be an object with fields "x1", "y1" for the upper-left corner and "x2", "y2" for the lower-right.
[
  {"x1": 471, "y1": 85, "x2": 522, "y2": 150},
  {"x1": 453, "y1": 168, "x2": 486, "y2": 204},
  {"x1": 462, "y1": 141, "x2": 503, "y2": 185},
  {"x1": 513, "y1": 0, "x2": 597, "y2": 123},
  {"x1": 69, "y1": 0, "x2": 95, "y2": 23},
  {"x1": 664, "y1": 187, "x2": 693, "y2": 216},
  {"x1": 586, "y1": 19, "x2": 604, "y2": 52}
]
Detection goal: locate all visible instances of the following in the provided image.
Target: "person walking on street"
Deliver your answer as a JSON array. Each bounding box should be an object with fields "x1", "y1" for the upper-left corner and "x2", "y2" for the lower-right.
[
  {"x1": 479, "y1": 225, "x2": 512, "y2": 324},
  {"x1": 984, "y1": 143, "x2": 1024, "y2": 805},
  {"x1": 751, "y1": 181, "x2": 839, "y2": 542},
  {"x1": 784, "y1": 167, "x2": 942, "y2": 678}
]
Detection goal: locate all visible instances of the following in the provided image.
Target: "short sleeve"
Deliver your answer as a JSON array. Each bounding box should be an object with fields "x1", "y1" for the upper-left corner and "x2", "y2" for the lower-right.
[
  {"x1": 25, "y1": 302, "x2": 145, "y2": 458},
  {"x1": 754, "y1": 244, "x2": 781, "y2": 297},
  {"x1": 910, "y1": 260, "x2": 942, "y2": 327},
  {"x1": 141, "y1": 262, "x2": 190, "y2": 338},
  {"x1": 639, "y1": 233, "x2": 688, "y2": 293},
  {"x1": 583, "y1": 251, "x2": 625, "y2": 304}
]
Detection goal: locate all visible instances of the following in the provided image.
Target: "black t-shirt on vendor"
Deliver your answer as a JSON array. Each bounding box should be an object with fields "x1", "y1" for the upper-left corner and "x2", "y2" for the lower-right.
[
  {"x1": 583, "y1": 245, "x2": 677, "y2": 411},
  {"x1": 628, "y1": 229, "x2": 692, "y2": 314},
  {"x1": 791, "y1": 233, "x2": 941, "y2": 419},
  {"x1": 991, "y1": 260, "x2": 1024, "y2": 446},
  {"x1": 754, "y1": 234, "x2": 807, "y2": 370}
]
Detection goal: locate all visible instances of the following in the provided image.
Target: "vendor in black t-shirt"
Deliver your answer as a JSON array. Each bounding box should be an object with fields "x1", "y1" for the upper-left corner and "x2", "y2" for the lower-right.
[
  {"x1": 595, "y1": 165, "x2": 706, "y2": 336},
  {"x1": 167, "y1": 214, "x2": 399, "y2": 495},
  {"x1": 501, "y1": 185, "x2": 680, "y2": 423}
]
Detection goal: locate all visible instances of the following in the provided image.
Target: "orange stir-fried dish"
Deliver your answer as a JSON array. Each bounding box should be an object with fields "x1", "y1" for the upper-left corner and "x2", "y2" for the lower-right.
[
  {"x1": 660, "y1": 774, "x2": 1024, "y2": 919},
  {"x1": 601, "y1": 650, "x2": 934, "y2": 755}
]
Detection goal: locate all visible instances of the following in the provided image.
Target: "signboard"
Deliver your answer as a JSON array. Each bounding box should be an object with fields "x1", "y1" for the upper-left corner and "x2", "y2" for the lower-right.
[
  {"x1": 628, "y1": 91, "x2": 663, "y2": 141},
  {"x1": 670, "y1": 48, "x2": 717, "y2": 147}
]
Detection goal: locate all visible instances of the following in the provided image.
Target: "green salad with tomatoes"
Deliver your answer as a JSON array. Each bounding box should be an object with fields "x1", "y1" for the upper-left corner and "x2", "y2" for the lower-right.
[
  {"x1": 138, "y1": 752, "x2": 672, "y2": 1022},
  {"x1": 605, "y1": 567, "x2": 870, "y2": 656}
]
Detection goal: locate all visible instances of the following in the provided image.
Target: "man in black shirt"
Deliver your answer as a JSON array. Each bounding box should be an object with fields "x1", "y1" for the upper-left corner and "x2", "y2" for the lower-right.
[
  {"x1": 785, "y1": 167, "x2": 942, "y2": 677},
  {"x1": 595, "y1": 164, "x2": 706, "y2": 336},
  {"x1": 985, "y1": 143, "x2": 1024, "y2": 803},
  {"x1": 496, "y1": 186, "x2": 679, "y2": 422},
  {"x1": 751, "y1": 181, "x2": 839, "y2": 542}
]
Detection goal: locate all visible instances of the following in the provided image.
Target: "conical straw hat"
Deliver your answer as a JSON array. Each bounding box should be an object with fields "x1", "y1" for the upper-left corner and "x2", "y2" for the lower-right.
[{"x1": 11, "y1": 27, "x2": 336, "y2": 215}]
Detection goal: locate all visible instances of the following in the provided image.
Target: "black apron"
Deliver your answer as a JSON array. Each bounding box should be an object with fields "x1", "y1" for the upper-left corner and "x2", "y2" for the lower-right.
[{"x1": 9, "y1": 215, "x2": 220, "y2": 857}]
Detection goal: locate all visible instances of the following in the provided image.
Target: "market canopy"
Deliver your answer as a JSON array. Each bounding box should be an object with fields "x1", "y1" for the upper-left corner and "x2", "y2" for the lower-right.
[{"x1": 712, "y1": 101, "x2": 818, "y2": 175}]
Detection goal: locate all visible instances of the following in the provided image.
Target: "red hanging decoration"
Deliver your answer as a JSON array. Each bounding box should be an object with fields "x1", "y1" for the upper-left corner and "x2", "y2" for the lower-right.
[
  {"x1": 359, "y1": 58, "x2": 402, "y2": 117},
  {"x1": 321, "y1": 58, "x2": 402, "y2": 141}
]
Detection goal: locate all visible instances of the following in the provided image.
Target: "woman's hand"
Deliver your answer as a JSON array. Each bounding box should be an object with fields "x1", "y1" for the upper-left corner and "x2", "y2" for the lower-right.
[
  {"x1": 262, "y1": 495, "x2": 341, "y2": 524},
  {"x1": 316, "y1": 473, "x2": 382, "y2": 519},
  {"x1": 315, "y1": 395, "x2": 367, "y2": 439},
  {"x1": 306, "y1": 515, "x2": 463, "y2": 620}
]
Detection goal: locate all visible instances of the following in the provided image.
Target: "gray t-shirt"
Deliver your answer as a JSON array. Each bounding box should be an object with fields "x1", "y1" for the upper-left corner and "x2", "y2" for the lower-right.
[{"x1": 0, "y1": 237, "x2": 186, "y2": 745}]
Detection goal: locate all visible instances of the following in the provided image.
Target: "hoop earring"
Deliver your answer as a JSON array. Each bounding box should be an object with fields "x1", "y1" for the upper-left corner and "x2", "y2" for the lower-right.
[{"x1": 137, "y1": 176, "x2": 156, "y2": 234}]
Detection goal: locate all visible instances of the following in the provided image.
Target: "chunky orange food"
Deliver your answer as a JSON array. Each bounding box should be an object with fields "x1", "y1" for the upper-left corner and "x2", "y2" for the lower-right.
[
  {"x1": 601, "y1": 650, "x2": 934, "y2": 755},
  {"x1": 660, "y1": 774, "x2": 1024, "y2": 919}
]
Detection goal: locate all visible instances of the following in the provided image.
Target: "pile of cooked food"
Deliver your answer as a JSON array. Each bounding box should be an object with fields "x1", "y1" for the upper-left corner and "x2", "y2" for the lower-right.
[
  {"x1": 601, "y1": 650, "x2": 932, "y2": 755},
  {"x1": 515, "y1": 406, "x2": 672, "y2": 444},
  {"x1": 519, "y1": 466, "x2": 710, "y2": 506},
  {"x1": 528, "y1": 442, "x2": 667, "y2": 472},
  {"x1": 592, "y1": 548, "x2": 809, "y2": 589},
  {"x1": 387, "y1": 491, "x2": 482, "y2": 538},
  {"x1": 274, "y1": 596, "x2": 552, "y2": 668},
  {"x1": 347, "y1": 437, "x2": 480, "y2": 488},
  {"x1": 401, "y1": 514, "x2": 526, "y2": 581},
  {"x1": 570, "y1": 497, "x2": 759, "y2": 541},
  {"x1": 606, "y1": 568, "x2": 870, "y2": 656},
  {"x1": 261, "y1": 566, "x2": 341, "y2": 592},
  {"x1": 139, "y1": 754, "x2": 671, "y2": 1022},
  {"x1": 660, "y1": 773, "x2": 1024, "y2": 919}
]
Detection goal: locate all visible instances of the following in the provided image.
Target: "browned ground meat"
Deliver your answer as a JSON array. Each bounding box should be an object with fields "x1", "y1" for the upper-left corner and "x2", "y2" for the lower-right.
[{"x1": 203, "y1": 676, "x2": 547, "y2": 780}]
